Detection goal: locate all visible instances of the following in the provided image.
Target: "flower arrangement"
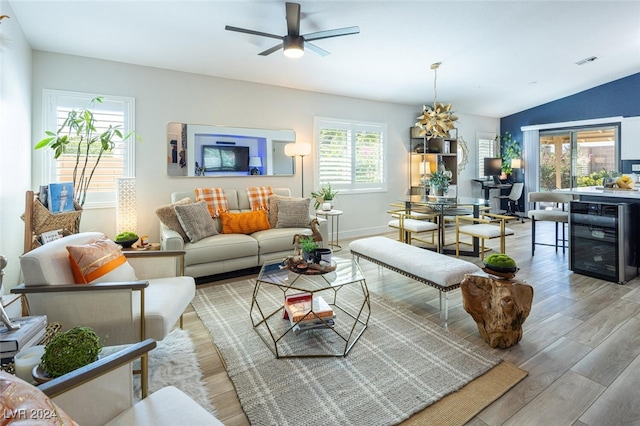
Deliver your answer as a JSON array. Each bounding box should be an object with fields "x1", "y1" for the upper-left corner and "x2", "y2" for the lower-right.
[{"x1": 310, "y1": 183, "x2": 338, "y2": 210}]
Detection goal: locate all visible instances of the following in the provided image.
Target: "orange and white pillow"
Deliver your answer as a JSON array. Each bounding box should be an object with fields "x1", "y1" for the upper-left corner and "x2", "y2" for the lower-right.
[
  {"x1": 247, "y1": 186, "x2": 273, "y2": 211},
  {"x1": 66, "y1": 237, "x2": 137, "y2": 284},
  {"x1": 195, "y1": 188, "x2": 229, "y2": 217}
]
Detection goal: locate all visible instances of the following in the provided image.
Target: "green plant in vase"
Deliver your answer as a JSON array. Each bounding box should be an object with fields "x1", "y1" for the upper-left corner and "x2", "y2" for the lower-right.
[
  {"x1": 299, "y1": 236, "x2": 319, "y2": 262},
  {"x1": 429, "y1": 170, "x2": 451, "y2": 196},
  {"x1": 311, "y1": 183, "x2": 338, "y2": 210}
]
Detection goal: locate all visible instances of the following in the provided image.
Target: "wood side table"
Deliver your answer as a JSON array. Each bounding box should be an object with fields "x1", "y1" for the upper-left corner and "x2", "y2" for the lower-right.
[{"x1": 316, "y1": 209, "x2": 343, "y2": 251}]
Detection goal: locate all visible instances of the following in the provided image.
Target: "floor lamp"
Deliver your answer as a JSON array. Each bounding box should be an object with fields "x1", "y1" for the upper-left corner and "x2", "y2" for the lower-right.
[{"x1": 284, "y1": 142, "x2": 311, "y2": 197}]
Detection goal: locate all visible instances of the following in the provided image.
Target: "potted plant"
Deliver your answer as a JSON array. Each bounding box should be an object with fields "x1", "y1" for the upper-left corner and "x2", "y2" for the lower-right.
[
  {"x1": 35, "y1": 97, "x2": 140, "y2": 207},
  {"x1": 36, "y1": 326, "x2": 102, "y2": 380},
  {"x1": 498, "y1": 132, "x2": 521, "y2": 177},
  {"x1": 299, "y1": 236, "x2": 319, "y2": 262},
  {"x1": 311, "y1": 183, "x2": 338, "y2": 210},
  {"x1": 429, "y1": 170, "x2": 451, "y2": 196}
]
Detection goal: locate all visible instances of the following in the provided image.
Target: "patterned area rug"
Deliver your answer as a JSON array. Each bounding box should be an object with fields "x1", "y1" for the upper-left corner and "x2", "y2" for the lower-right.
[{"x1": 192, "y1": 279, "x2": 506, "y2": 426}]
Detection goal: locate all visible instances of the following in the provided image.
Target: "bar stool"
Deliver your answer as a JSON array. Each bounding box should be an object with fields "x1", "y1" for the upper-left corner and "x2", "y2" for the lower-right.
[{"x1": 527, "y1": 192, "x2": 577, "y2": 256}]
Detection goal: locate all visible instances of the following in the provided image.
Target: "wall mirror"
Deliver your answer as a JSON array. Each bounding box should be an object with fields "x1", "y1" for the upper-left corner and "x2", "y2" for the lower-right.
[{"x1": 167, "y1": 122, "x2": 296, "y2": 177}]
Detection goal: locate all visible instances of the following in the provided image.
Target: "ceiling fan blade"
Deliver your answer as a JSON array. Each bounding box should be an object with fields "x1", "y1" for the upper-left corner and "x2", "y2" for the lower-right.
[
  {"x1": 285, "y1": 2, "x2": 301, "y2": 36},
  {"x1": 259, "y1": 43, "x2": 284, "y2": 56},
  {"x1": 305, "y1": 42, "x2": 330, "y2": 57},
  {"x1": 225, "y1": 25, "x2": 283, "y2": 41},
  {"x1": 303, "y1": 26, "x2": 360, "y2": 42}
]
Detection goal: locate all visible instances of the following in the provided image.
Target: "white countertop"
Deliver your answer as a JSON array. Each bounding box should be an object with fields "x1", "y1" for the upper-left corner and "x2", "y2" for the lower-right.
[{"x1": 557, "y1": 186, "x2": 640, "y2": 199}]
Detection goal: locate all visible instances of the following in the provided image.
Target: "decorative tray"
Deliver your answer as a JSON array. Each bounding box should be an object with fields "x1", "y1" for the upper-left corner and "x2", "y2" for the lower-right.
[{"x1": 285, "y1": 258, "x2": 336, "y2": 275}]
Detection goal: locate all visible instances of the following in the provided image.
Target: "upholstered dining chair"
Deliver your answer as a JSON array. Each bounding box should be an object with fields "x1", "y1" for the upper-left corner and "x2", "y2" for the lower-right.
[
  {"x1": 455, "y1": 212, "x2": 515, "y2": 260},
  {"x1": 11, "y1": 231, "x2": 196, "y2": 397},
  {"x1": 527, "y1": 192, "x2": 577, "y2": 255},
  {"x1": 387, "y1": 208, "x2": 439, "y2": 249}
]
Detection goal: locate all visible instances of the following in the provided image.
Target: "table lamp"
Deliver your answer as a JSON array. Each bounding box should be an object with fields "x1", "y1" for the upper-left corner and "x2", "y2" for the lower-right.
[{"x1": 249, "y1": 157, "x2": 262, "y2": 175}]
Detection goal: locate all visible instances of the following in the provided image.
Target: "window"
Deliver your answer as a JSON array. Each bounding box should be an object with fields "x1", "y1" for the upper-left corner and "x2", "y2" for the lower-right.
[
  {"x1": 41, "y1": 90, "x2": 135, "y2": 208},
  {"x1": 477, "y1": 132, "x2": 498, "y2": 178},
  {"x1": 315, "y1": 118, "x2": 386, "y2": 192}
]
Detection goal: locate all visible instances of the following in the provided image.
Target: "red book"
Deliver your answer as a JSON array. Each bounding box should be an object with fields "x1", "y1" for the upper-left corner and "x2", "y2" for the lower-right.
[{"x1": 284, "y1": 293, "x2": 333, "y2": 323}]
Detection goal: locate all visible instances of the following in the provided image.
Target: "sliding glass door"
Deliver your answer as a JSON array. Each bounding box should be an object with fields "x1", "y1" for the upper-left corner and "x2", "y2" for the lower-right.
[{"x1": 539, "y1": 126, "x2": 618, "y2": 191}]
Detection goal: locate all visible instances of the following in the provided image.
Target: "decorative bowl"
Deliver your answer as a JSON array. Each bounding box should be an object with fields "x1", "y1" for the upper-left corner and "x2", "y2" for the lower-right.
[
  {"x1": 115, "y1": 238, "x2": 138, "y2": 248},
  {"x1": 483, "y1": 262, "x2": 517, "y2": 274}
]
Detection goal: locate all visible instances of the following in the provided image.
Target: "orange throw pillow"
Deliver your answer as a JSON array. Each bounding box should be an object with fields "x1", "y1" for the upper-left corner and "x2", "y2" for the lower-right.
[
  {"x1": 219, "y1": 210, "x2": 270, "y2": 234},
  {"x1": 67, "y1": 237, "x2": 137, "y2": 284}
]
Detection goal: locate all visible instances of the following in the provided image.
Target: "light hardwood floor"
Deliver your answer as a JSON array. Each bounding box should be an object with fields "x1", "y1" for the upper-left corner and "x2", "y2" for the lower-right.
[{"x1": 184, "y1": 219, "x2": 640, "y2": 425}]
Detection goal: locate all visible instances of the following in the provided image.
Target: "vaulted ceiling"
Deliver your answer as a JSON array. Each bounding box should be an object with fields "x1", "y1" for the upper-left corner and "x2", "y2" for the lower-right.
[{"x1": 8, "y1": 1, "x2": 640, "y2": 117}]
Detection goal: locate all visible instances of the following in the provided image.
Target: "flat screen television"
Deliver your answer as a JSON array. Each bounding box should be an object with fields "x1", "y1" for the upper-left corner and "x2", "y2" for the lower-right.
[
  {"x1": 201, "y1": 145, "x2": 250, "y2": 172},
  {"x1": 484, "y1": 157, "x2": 503, "y2": 179}
]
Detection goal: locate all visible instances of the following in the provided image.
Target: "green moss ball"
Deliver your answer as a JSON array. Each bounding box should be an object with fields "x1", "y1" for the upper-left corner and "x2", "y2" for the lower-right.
[
  {"x1": 484, "y1": 254, "x2": 517, "y2": 268},
  {"x1": 40, "y1": 326, "x2": 102, "y2": 378}
]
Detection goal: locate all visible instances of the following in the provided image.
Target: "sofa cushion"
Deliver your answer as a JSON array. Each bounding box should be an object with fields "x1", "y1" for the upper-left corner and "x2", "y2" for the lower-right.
[
  {"x1": 219, "y1": 210, "x2": 270, "y2": 234},
  {"x1": 155, "y1": 197, "x2": 193, "y2": 241},
  {"x1": 195, "y1": 187, "x2": 229, "y2": 217},
  {"x1": 252, "y1": 227, "x2": 312, "y2": 255},
  {"x1": 66, "y1": 237, "x2": 138, "y2": 284},
  {"x1": 184, "y1": 234, "x2": 259, "y2": 265},
  {"x1": 175, "y1": 201, "x2": 218, "y2": 243},
  {"x1": 246, "y1": 186, "x2": 273, "y2": 211},
  {"x1": 268, "y1": 194, "x2": 293, "y2": 228},
  {"x1": 276, "y1": 198, "x2": 311, "y2": 228}
]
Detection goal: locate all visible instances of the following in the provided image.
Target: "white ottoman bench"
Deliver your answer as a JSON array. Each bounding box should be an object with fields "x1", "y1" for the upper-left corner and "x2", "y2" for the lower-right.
[{"x1": 349, "y1": 236, "x2": 482, "y2": 326}]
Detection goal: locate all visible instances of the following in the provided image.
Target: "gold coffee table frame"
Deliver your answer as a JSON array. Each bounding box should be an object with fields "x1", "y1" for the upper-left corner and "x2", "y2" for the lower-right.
[{"x1": 251, "y1": 257, "x2": 370, "y2": 358}]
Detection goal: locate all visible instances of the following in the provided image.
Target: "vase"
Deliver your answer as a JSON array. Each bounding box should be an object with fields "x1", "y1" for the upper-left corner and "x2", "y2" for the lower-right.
[{"x1": 430, "y1": 186, "x2": 444, "y2": 196}]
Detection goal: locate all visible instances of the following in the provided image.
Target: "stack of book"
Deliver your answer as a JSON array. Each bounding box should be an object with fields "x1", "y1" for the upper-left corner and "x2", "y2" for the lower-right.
[
  {"x1": 283, "y1": 292, "x2": 335, "y2": 335},
  {"x1": 1, "y1": 315, "x2": 48, "y2": 362}
]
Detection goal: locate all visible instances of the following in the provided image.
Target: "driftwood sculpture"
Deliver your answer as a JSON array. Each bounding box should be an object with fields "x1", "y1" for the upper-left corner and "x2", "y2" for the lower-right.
[{"x1": 460, "y1": 274, "x2": 534, "y2": 349}]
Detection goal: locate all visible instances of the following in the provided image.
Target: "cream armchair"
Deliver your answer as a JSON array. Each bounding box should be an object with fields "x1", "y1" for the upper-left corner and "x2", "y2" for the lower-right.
[
  {"x1": 1, "y1": 339, "x2": 222, "y2": 426},
  {"x1": 11, "y1": 232, "x2": 196, "y2": 397}
]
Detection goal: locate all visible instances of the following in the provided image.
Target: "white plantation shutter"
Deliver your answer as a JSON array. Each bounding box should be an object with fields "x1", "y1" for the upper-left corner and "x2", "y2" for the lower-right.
[
  {"x1": 316, "y1": 118, "x2": 386, "y2": 192},
  {"x1": 478, "y1": 137, "x2": 499, "y2": 177},
  {"x1": 42, "y1": 90, "x2": 135, "y2": 207}
]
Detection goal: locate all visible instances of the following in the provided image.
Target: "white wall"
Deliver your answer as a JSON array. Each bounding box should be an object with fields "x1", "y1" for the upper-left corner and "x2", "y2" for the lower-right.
[
  {"x1": 28, "y1": 51, "x2": 499, "y2": 274},
  {"x1": 0, "y1": 0, "x2": 32, "y2": 289}
]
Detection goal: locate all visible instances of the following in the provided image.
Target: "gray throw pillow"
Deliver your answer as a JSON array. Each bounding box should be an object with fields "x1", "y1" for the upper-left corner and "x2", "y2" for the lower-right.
[
  {"x1": 268, "y1": 194, "x2": 295, "y2": 228},
  {"x1": 174, "y1": 201, "x2": 218, "y2": 243},
  {"x1": 276, "y1": 198, "x2": 311, "y2": 228},
  {"x1": 155, "y1": 197, "x2": 193, "y2": 241}
]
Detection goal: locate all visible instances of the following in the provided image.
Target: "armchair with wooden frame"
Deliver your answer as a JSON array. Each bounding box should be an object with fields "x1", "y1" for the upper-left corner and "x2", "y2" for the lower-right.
[
  {"x1": 455, "y1": 212, "x2": 515, "y2": 260},
  {"x1": 1, "y1": 339, "x2": 222, "y2": 425},
  {"x1": 11, "y1": 232, "x2": 196, "y2": 398}
]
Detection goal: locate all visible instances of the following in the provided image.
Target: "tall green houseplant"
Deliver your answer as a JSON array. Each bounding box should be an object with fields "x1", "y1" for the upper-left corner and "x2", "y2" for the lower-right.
[
  {"x1": 498, "y1": 132, "x2": 521, "y2": 175},
  {"x1": 35, "y1": 97, "x2": 140, "y2": 206}
]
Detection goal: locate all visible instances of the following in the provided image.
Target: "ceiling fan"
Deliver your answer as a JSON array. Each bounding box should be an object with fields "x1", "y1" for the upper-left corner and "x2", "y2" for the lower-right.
[{"x1": 225, "y1": 2, "x2": 359, "y2": 58}]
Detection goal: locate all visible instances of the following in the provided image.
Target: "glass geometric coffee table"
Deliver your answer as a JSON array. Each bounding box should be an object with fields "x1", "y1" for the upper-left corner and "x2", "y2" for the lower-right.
[{"x1": 251, "y1": 256, "x2": 370, "y2": 358}]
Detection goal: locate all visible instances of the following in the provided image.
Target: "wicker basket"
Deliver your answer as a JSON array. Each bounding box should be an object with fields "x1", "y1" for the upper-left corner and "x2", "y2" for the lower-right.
[{"x1": 30, "y1": 198, "x2": 83, "y2": 235}]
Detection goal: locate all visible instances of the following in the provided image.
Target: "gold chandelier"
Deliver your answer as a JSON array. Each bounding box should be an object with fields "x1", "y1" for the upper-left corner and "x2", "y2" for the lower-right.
[{"x1": 414, "y1": 62, "x2": 458, "y2": 139}]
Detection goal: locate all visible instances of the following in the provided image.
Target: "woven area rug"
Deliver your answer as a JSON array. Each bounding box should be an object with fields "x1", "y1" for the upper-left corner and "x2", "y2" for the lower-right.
[{"x1": 192, "y1": 279, "x2": 524, "y2": 426}]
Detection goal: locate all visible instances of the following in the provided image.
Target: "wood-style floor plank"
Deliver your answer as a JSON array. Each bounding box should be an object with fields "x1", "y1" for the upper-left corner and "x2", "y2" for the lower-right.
[{"x1": 181, "y1": 219, "x2": 640, "y2": 425}]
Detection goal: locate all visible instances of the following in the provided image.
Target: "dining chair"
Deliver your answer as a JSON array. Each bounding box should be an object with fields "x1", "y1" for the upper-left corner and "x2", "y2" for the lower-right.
[
  {"x1": 527, "y1": 192, "x2": 577, "y2": 255},
  {"x1": 455, "y1": 212, "x2": 515, "y2": 260},
  {"x1": 387, "y1": 209, "x2": 439, "y2": 249}
]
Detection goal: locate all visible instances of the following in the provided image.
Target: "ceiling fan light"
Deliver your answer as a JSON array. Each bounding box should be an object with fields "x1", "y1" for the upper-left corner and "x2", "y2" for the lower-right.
[{"x1": 283, "y1": 35, "x2": 304, "y2": 58}]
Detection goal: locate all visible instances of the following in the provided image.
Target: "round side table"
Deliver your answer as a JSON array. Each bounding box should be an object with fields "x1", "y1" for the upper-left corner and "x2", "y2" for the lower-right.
[{"x1": 315, "y1": 209, "x2": 343, "y2": 251}]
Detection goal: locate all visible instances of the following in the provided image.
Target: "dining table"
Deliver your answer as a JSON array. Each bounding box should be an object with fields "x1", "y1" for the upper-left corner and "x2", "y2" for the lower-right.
[{"x1": 399, "y1": 195, "x2": 490, "y2": 257}]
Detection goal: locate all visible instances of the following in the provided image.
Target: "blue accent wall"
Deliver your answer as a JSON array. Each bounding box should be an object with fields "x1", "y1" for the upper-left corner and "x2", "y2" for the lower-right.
[{"x1": 500, "y1": 72, "x2": 640, "y2": 171}]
